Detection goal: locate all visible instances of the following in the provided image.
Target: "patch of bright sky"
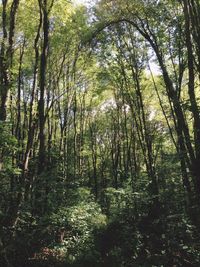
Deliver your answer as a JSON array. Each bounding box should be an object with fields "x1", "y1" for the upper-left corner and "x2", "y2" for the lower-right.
[
  {"x1": 148, "y1": 61, "x2": 161, "y2": 75},
  {"x1": 73, "y1": 0, "x2": 92, "y2": 7}
]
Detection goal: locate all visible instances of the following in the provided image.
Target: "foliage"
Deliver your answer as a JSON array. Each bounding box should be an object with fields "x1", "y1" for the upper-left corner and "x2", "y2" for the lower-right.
[{"x1": 1, "y1": 0, "x2": 200, "y2": 266}]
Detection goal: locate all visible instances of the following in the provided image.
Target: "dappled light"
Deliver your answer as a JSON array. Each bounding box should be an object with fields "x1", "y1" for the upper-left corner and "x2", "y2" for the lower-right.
[{"x1": 1, "y1": 0, "x2": 200, "y2": 266}]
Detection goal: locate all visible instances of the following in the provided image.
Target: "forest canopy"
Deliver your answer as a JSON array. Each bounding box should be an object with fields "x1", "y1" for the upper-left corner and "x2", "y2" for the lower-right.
[{"x1": 1, "y1": 0, "x2": 200, "y2": 266}]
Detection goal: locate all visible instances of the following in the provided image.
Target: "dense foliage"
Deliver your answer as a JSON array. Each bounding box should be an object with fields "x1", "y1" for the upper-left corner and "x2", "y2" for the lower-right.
[{"x1": 1, "y1": 0, "x2": 200, "y2": 266}]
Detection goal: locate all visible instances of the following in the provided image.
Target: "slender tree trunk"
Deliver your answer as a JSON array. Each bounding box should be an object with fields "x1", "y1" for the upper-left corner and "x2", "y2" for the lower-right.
[
  {"x1": 0, "y1": 0, "x2": 20, "y2": 121},
  {"x1": 38, "y1": 0, "x2": 49, "y2": 174}
]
